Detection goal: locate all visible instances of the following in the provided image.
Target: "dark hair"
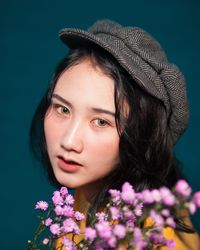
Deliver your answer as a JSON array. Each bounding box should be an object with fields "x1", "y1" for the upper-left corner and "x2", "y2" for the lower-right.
[{"x1": 30, "y1": 44, "x2": 193, "y2": 233}]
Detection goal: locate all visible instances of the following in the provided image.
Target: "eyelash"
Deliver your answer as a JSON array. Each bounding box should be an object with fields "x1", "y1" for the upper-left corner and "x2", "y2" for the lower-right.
[
  {"x1": 51, "y1": 102, "x2": 112, "y2": 128},
  {"x1": 52, "y1": 103, "x2": 70, "y2": 115},
  {"x1": 92, "y1": 118, "x2": 110, "y2": 128}
]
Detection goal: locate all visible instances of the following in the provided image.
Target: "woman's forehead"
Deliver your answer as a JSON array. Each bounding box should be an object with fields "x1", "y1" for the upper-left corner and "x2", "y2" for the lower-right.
[{"x1": 53, "y1": 60, "x2": 116, "y2": 111}]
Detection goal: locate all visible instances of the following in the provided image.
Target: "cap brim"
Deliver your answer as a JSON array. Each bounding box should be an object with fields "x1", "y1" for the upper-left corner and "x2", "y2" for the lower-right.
[{"x1": 59, "y1": 28, "x2": 163, "y2": 104}]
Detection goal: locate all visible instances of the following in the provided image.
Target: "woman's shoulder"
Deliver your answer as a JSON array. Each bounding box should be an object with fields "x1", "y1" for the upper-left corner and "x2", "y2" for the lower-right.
[
  {"x1": 144, "y1": 213, "x2": 200, "y2": 250},
  {"x1": 163, "y1": 226, "x2": 200, "y2": 250}
]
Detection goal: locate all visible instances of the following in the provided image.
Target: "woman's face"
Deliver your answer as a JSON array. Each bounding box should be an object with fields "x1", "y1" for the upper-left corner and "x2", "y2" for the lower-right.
[{"x1": 44, "y1": 59, "x2": 119, "y2": 194}]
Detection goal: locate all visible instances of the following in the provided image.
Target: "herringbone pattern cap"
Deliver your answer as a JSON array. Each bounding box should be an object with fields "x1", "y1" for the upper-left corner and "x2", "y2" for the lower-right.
[{"x1": 59, "y1": 19, "x2": 189, "y2": 144}]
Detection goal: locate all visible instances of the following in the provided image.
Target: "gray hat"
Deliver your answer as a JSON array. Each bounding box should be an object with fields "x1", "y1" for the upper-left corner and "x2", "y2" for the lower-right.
[{"x1": 59, "y1": 19, "x2": 189, "y2": 144}]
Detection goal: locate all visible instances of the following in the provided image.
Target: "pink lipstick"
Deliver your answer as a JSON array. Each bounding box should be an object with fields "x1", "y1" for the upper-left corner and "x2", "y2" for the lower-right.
[{"x1": 57, "y1": 156, "x2": 82, "y2": 173}]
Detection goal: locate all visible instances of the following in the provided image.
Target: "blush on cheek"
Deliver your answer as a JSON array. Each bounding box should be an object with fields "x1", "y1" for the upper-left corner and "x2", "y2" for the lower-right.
[{"x1": 91, "y1": 138, "x2": 119, "y2": 162}]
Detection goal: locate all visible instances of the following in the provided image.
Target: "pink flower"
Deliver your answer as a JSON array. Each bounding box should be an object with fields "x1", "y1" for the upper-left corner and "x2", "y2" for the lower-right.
[
  {"x1": 60, "y1": 187, "x2": 68, "y2": 197},
  {"x1": 166, "y1": 239, "x2": 176, "y2": 250},
  {"x1": 65, "y1": 194, "x2": 75, "y2": 205},
  {"x1": 150, "y1": 210, "x2": 164, "y2": 227},
  {"x1": 44, "y1": 217, "x2": 52, "y2": 226},
  {"x1": 149, "y1": 232, "x2": 165, "y2": 245},
  {"x1": 52, "y1": 191, "x2": 63, "y2": 206},
  {"x1": 141, "y1": 189, "x2": 154, "y2": 204},
  {"x1": 50, "y1": 223, "x2": 61, "y2": 235},
  {"x1": 35, "y1": 201, "x2": 48, "y2": 211},
  {"x1": 134, "y1": 203, "x2": 143, "y2": 216},
  {"x1": 132, "y1": 227, "x2": 147, "y2": 249},
  {"x1": 62, "y1": 218, "x2": 80, "y2": 234},
  {"x1": 113, "y1": 224, "x2": 126, "y2": 239},
  {"x1": 121, "y1": 182, "x2": 136, "y2": 204},
  {"x1": 74, "y1": 211, "x2": 85, "y2": 221},
  {"x1": 133, "y1": 227, "x2": 142, "y2": 241},
  {"x1": 175, "y1": 179, "x2": 192, "y2": 197},
  {"x1": 186, "y1": 202, "x2": 196, "y2": 214},
  {"x1": 62, "y1": 237, "x2": 75, "y2": 250},
  {"x1": 63, "y1": 205, "x2": 74, "y2": 217},
  {"x1": 107, "y1": 235, "x2": 117, "y2": 248},
  {"x1": 42, "y1": 238, "x2": 49, "y2": 245},
  {"x1": 109, "y1": 189, "x2": 121, "y2": 204},
  {"x1": 109, "y1": 206, "x2": 121, "y2": 220},
  {"x1": 151, "y1": 189, "x2": 162, "y2": 202},
  {"x1": 95, "y1": 221, "x2": 112, "y2": 240},
  {"x1": 160, "y1": 187, "x2": 176, "y2": 206},
  {"x1": 54, "y1": 205, "x2": 63, "y2": 216},
  {"x1": 165, "y1": 217, "x2": 176, "y2": 228},
  {"x1": 85, "y1": 227, "x2": 97, "y2": 242},
  {"x1": 161, "y1": 209, "x2": 170, "y2": 217},
  {"x1": 123, "y1": 206, "x2": 136, "y2": 221},
  {"x1": 193, "y1": 191, "x2": 200, "y2": 208},
  {"x1": 96, "y1": 212, "x2": 107, "y2": 222}
]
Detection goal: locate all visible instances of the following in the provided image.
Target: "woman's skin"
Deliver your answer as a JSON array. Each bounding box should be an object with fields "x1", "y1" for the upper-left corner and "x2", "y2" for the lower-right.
[{"x1": 44, "y1": 59, "x2": 120, "y2": 201}]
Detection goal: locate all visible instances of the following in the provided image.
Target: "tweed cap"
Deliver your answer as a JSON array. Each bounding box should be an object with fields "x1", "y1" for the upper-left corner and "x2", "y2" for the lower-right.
[{"x1": 59, "y1": 19, "x2": 189, "y2": 144}]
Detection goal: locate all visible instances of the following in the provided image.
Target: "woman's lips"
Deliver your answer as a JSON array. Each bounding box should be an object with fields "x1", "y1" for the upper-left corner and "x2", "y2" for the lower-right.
[{"x1": 57, "y1": 157, "x2": 82, "y2": 173}]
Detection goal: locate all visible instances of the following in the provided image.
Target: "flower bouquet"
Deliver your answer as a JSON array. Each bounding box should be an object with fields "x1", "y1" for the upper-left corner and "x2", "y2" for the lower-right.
[{"x1": 28, "y1": 180, "x2": 200, "y2": 250}]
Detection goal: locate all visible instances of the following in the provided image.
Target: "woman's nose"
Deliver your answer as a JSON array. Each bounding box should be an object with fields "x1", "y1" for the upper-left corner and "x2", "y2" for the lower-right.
[{"x1": 60, "y1": 121, "x2": 84, "y2": 153}]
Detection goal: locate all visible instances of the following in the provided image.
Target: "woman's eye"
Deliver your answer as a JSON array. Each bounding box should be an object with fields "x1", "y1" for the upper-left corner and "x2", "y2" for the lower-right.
[
  {"x1": 94, "y1": 118, "x2": 109, "y2": 127},
  {"x1": 53, "y1": 104, "x2": 70, "y2": 115}
]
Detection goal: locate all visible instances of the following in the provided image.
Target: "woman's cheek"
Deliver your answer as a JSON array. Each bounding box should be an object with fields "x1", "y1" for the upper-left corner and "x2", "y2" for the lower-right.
[
  {"x1": 44, "y1": 117, "x2": 60, "y2": 150},
  {"x1": 88, "y1": 132, "x2": 119, "y2": 162}
]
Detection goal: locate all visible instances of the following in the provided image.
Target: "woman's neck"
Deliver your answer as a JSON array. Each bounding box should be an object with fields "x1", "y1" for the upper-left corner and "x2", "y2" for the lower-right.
[{"x1": 76, "y1": 180, "x2": 104, "y2": 204}]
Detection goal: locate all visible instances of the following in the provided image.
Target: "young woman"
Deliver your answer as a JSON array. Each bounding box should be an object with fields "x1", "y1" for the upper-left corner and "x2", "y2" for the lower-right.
[{"x1": 30, "y1": 19, "x2": 200, "y2": 249}]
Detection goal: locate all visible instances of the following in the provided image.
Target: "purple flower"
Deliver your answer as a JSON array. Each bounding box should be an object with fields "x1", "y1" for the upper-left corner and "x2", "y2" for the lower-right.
[
  {"x1": 35, "y1": 201, "x2": 48, "y2": 211},
  {"x1": 149, "y1": 232, "x2": 165, "y2": 245},
  {"x1": 123, "y1": 206, "x2": 136, "y2": 221},
  {"x1": 160, "y1": 187, "x2": 176, "y2": 206},
  {"x1": 85, "y1": 227, "x2": 97, "y2": 242},
  {"x1": 96, "y1": 212, "x2": 107, "y2": 222},
  {"x1": 151, "y1": 189, "x2": 161, "y2": 202},
  {"x1": 52, "y1": 191, "x2": 63, "y2": 206},
  {"x1": 74, "y1": 211, "x2": 85, "y2": 221},
  {"x1": 50, "y1": 223, "x2": 61, "y2": 235},
  {"x1": 65, "y1": 194, "x2": 75, "y2": 205},
  {"x1": 109, "y1": 206, "x2": 121, "y2": 220},
  {"x1": 63, "y1": 205, "x2": 74, "y2": 217},
  {"x1": 126, "y1": 220, "x2": 135, "y2": 229},
  {"x1": 62, "y1": 218, "x2": 80, "y2": 234},
  {"x1": 134, "y1": 203, "x2": 143, "y2": 216},
  {"x1": 166, "y1": 239, "x2": 176, "y2": 250},
  {"x1": 60, "y1": 187, "x2": 68, "y2": 197},
  {"x1": 42, "y1": 238, "x2": 49, "y2": 245},
  {"x1": 95, "y1": 221, "x2": 112, "y2": 240},
  {"x1": 175, "y1": 179, "x2": 192, "y2": 197},
  {"x1": 54, "y1": 205, "x2": 63, "y2": 216},
  {"x1": 165, "y1": 216, "x2": 176, "y2": 228},
  {"x1": 44, "y1": 217, "x2": 52, "y2": 226},
  {"x1": 161, "y1": 208, "x2": 170, "y2": 217},
  {"x1": 121, "y1": 182, "x2": 136, "y2": 204},
  {"x1": 107, "y1": 236, "x2": 117, "y2": 248},
  {"x1": 62, "y1": 237, "x2": 76, "y2": 250},
  {"x1": 141, "y1": 189, "x2": 154, "y2": 204},
  {"x1": 186, "y1": 202, "x2": 196, "y2": 214},
  {"x1": 193, "y1": 191, "x2": 200, "y2": 208},
  {"x1": 132, "y1": 227, "x2": 147, "y2": 250},
  {"x1": 133, "y1": 227, "x2": 142, "y2": 241},
  {"x1": 113, "y1": 224, "x2": 126, "y2": 239},
  {"x1": 109, "y1": 189, "x2": 121, "y2": 204},
  {"x1": 150, "y1": 210, "x2": 164, "y2": 227}
]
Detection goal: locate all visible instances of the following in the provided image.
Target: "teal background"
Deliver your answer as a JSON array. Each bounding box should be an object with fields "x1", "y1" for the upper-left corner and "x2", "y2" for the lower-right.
[{"x1": 0, "y1": 0, "x2": 199, "y2": 249}]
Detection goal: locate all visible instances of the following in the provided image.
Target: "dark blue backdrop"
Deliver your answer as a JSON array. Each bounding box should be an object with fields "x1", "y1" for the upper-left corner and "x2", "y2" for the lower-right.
[{"x1": 0, "y1": 1, "x2": 199, "y2": 249}]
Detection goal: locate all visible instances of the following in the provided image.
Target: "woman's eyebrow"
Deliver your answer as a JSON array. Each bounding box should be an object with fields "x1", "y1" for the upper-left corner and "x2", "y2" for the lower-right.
[
  {"x1": 52, "y1": 94, "x2": 72, "y2": 108},
  {"x1": 52, "y1": 93, "x2": 115, "y2": 117},
  {"x1": 91, "y1": 108, "x2": 115, "y2": 117}
]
